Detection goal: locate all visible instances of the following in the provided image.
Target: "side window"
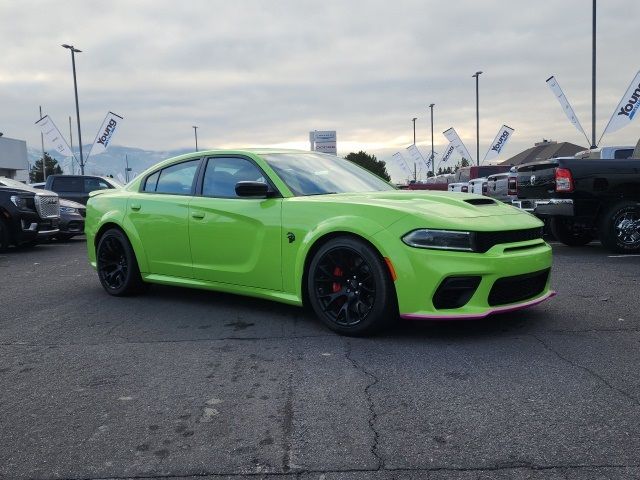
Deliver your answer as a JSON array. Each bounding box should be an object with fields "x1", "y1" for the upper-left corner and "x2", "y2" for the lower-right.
[
  {"x1": 143, "y1": 160, "x2": 200, "y2": 195},
  {"x1": 84, "y1": 178, "x2": 111, "y2": 193},
  {"x1": 202, "y1": 157, "x2": 266, "y2": 198},
  {"x1": 52, "y1": 177, "x2": 83, "y2": 192},
  {"x1": 143, "y1": 171, "x2": 160, "y2": 192}
]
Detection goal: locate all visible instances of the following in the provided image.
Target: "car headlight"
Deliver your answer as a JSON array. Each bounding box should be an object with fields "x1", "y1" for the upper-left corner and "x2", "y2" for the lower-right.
[
  {"x1": 402, "y1": 229, "x2": 474, "y2": 252},
  {"x1": 60, "y1": 206, "x2": 79, "y2": 214},
  {"x1": 10, "y1": 195, "x2": 28, "y2": 210}
]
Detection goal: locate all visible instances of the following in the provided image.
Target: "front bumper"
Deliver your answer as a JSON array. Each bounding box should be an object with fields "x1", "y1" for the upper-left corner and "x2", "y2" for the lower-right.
[
  {"x1": 59, "y1": 213, "x2": 85, "y2": 236},
  {"x1": 390, "y1": 240, "x2": 554, "y2": 319},
  {"x1": 513, "y1": 198, "x2": 574, "y2": 217},
  {"x1": 19, "y1": 216, "x2": 59, "y2": 239}
]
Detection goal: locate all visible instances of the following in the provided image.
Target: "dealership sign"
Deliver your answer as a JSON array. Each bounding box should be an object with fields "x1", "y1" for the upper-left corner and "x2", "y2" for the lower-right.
[
  {"x1": 35, "y1": 115, "x2": 74, "y2": 158},
  {"x1": 309, "y1": 130, "x2": 337, "y2": 155},
  {"x1": 88, "y1": 112, "x2": 123, "y2": 159},
  {"x1": 602, "y1": 70, "x2": 640, "y2": 136},
  {"x1": 483, "y1": 125, "x2": 514, "y2": 162}
]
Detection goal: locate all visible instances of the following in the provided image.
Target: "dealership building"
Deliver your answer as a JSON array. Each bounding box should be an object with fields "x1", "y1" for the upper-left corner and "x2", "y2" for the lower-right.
[{"x1": 0, "y1": 135, "x2": 29, "y2": 181}]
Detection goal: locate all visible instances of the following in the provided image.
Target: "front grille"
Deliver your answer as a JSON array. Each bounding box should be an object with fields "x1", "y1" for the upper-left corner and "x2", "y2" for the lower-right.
[
  {"x1": 473, "y1": 227, "x2": 543, "y2": 253},
  {"x1": 488, "y1": 269, "x2": 550, "y2": 306},
  {"x1": 34, "y1": 195, "x2": 60, "y2": 219}
]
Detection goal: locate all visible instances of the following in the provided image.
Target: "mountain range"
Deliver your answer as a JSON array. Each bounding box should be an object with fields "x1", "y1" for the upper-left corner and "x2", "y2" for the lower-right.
[{"x1": 28, "y1": 145, "x2": 193, "y2": 182}]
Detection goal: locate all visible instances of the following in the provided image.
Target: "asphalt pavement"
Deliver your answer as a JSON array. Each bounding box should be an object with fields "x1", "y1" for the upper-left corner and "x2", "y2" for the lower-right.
[{"x1": 1, "y1": 238, "x2": 639, "y2": 480}]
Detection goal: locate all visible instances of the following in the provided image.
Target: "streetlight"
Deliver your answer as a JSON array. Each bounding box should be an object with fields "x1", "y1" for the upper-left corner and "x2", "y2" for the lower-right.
[
  {"x1": 411, "y1": 117, "x2": 417, "y2": 182},
  {"x1": 62, "y1": 44, "x2": 85, "y2": 175},
  {"x1": 429, "y1": 104, "x2": 435, "y2": 174},
  {"x1": 472, "y1": 71, "x2": 483, "y2": 166},
  {"x1": 591, "y1": 0, "x2": 597, "y2": 148},
  {"x1": 193, "y1": 125, "x2": 199, "y2": 151}
]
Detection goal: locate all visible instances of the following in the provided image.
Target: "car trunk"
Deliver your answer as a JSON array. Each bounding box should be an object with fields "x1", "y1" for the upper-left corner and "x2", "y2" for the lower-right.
[{"x1": 516, "y1": 160, "x2": 559, "y2": 199}]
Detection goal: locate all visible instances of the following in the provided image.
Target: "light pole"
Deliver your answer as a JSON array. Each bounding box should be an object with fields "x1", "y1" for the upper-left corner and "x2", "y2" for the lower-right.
[
  {"x1": 411, "y1": 117, "x2": 417, "y2": 181},
  {"x1": 472, "y1": 71, "x2": 482, "y2": 166},
  {"x1": 62, "y1": 44, "x2": 85, "y2": 175},
  {"x1": 591, "y1": 0, "x2": 597, "y2": 148},
  {"x1": 429, "y1": 104, "x2": 435, "y2": 174},
  {"x1": 193, "y1": 126, "x2": 199, "y2": 151}
]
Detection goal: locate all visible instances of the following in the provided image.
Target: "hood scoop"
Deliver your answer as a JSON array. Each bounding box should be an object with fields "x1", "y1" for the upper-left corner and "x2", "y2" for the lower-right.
[{"x1": 464, "y1": 198, "x2": 496, "y2": 206}]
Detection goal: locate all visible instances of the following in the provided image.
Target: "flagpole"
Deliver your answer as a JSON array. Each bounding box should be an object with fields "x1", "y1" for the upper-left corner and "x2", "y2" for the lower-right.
[{"x1": 39, "y1": 106, "x2": 46, "y2": 182}]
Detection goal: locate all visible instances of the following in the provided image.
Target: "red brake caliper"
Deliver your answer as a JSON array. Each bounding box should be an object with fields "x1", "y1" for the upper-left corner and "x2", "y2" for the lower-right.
[{"x1": 332, "y1": 267, "x2": 343, "y2": 293}]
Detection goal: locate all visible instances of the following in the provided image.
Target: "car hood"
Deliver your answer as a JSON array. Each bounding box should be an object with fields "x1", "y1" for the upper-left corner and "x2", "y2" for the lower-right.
[{"x1": 293, "y1": 190, "x2": 526, "y2": 219}]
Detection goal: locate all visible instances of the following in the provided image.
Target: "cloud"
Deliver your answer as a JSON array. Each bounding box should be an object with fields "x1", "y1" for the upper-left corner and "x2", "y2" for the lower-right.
[{"x1": 1, "y1": 0, "x2": 639, "y2": 182}]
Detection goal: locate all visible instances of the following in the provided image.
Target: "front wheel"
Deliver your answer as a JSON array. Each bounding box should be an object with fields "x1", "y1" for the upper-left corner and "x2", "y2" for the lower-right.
[
  {"x1": 549, "y1": 217, "x2": 593, "y2": 246},
  {"x1": 599, "y1": 201, "x2": 640, "y2": 254},
  {"x1": 96, "y1": 228, "x2": 145, "y2": 296},
  {"x1": 306, "y1": 237, "x2": 397, "y2": 336}
]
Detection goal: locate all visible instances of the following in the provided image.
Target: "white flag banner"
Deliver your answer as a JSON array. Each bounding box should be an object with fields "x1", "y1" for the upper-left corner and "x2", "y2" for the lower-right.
[
  {"x1": 35, "y1": 115, "x2": 74, "y2": 158},
  {"x1": 440, "y1": 142, "x2": 456, "y2": 163},
  {"x1": 483, "y1": 125, "x2": 515, "y2": 163},
  {"x1": 546, "y1": 76, "x2": 589, "y2": 141},
  {"x1": 602, "y1": 70, "x2": 640, "y2": 136},
  {"x1": 443, "y1": 128, "x2": 473, "y2": 162},
  {"x1": 392, "y1": 151, "x2": 411, "y2": 176},
  {"x1": 406, "y1": 144, "x2": 431, "y2": 169},
  {"x1": 88, "y1": 111, "x2": 123, "y2": 159}
]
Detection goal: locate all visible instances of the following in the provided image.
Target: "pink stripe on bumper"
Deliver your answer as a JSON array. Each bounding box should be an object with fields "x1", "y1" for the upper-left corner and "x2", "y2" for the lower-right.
[{"x1": 400, "y1": 290, "x2": 557, "y2": 321}]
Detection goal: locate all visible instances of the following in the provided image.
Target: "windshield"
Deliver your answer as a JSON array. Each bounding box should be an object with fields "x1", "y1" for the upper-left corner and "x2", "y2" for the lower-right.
[{"x1": 262, "y1": 153, "x2": 395, "y2": 196}]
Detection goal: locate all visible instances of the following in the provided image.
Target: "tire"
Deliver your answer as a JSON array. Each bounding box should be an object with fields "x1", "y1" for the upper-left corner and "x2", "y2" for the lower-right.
[
  {"x1": 96, "y1": 228, "x2": 145, "y2": 296},
  {"x1": 549, "y1": 217, "x2": 594, "y2": 247},
  {"x1": 598, "y1": 201, "x2": 640, "y2": 254},
  {"x1": 306, "y1": 236, "x2": 397, "y2": 336},
  {"x1": 0, "y1": 220, "x2": 9, "y2": 253}
]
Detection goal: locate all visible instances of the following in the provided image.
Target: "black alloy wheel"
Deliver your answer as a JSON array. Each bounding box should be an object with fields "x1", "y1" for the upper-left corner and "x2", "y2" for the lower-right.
[
  {"x1": 599, "y1": 201, "x2": 640, "y2": 254},
  {"x1": 96, "y1": 228, "x2": 145, "y2": 295},
  {"x1": 307, "y1": 237, "x2": 396, "y2": 336}
]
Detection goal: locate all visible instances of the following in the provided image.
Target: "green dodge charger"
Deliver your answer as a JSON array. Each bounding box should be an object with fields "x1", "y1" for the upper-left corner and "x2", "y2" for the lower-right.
[{"x1": 86, "y1": 149, "x2": 554, "y2": 335}]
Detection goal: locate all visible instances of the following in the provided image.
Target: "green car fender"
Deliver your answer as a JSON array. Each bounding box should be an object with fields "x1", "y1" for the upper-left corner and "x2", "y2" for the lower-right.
[{"x1": 284, "y1": 213, "x2": 401, "y2": 302}]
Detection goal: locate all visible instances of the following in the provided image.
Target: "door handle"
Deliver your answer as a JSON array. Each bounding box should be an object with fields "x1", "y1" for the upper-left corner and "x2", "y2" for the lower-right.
[
  {"x1": 191, "y1": 211, "x2": 205, "y2": 219},
  {"x1": 130, "y1": 203, "x2": 141, "y2": 211}
]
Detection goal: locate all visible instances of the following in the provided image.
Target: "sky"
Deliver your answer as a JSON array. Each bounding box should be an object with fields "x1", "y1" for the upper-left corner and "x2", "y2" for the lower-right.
[{"x1": 1, "y1": 0, "x2": 639, "y2": 181}]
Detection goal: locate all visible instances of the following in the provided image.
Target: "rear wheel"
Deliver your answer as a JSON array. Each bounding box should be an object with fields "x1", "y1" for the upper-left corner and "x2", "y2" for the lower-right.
[
  {"x1": 307, "y1": 237, "x2": 396, "y2": 336},
  {"x1": 599, "y1": 201, "x2": 640, "y2": 254},
  {"x1": 96, "y1": 228, "x2": 145, "y2": 296},
  {"x1": 549, "y1": 217, "x2": 593, "y2": 246},
  {"x1": 0, "y1": 220, "x2": 9, "y2": 253}
]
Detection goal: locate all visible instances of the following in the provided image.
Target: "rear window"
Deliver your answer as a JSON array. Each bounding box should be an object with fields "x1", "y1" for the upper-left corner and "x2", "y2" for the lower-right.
[
  {"x1": 52, "y1": 177, "x2": 83, "y2": 192},
  {"x1": 614, "y1": 149, "x2": 633, "y2": 159}
]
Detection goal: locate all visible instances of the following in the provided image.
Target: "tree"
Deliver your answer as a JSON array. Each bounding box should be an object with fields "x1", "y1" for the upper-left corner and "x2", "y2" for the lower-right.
[
  {"x1": 29, "y1": 153, "x2": 63, "y2": 182},
  {"x1": 452, "y1": 157, "x2": 470, "y2": 173},
  {"x1": 344, "y1": 151, "x2": 391, "y2": 182}
]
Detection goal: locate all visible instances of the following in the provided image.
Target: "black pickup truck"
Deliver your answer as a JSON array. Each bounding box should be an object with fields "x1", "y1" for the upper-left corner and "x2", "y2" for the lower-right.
[
  {"x1": 0, "y1": 185, "x2": 60, "y2": 251},
  {"x1": 515, "y1": 157, "x2": 640, "y2": 253}
]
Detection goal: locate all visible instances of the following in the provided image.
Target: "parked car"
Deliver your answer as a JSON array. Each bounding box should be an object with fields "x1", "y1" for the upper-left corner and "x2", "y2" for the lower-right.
[
  {"x1": 468, "y1": 177, "x2": 488, "y2": 195},
  {"x1": 38, "y1": 175, "x2": 121, "y2": 204},
  {"x1": 57, "y1": 198, "x2": 86, "y2": 240},
  {"x1": 86, "y1": 149, "x2": 553, "y2": 336},
  {"x1": 516, "y1": 156, "x2": 640, "y2": 253},
  {"x1": 573, "y1": 145, "x2": 635, "y2": 159},
  {"x1": 0, "y1": 178, "x2": 60, "y2": 251},
  {"x1": 486, "y1": 168, "x2": 518, "y2": 204},
  {"x1": 452, "y1": 165, "x2": 512, "y2": 184},
  {"x1": 448, "y1": 182, "x2": 469, "y2": 193}
]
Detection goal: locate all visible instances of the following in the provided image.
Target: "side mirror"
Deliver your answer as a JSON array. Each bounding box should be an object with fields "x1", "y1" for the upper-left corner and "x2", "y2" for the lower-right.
[{"x1": 235, "y1": 181, "x2": 270, "y2": 198}]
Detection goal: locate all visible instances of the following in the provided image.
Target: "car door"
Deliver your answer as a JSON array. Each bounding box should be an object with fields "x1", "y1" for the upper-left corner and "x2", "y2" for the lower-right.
[
  {"x1": 188, "y1": 156, "x2": 282, "y2": 291},
  {"x1": 127, "y1": 158, "x2": 201, "y2": 278}
]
